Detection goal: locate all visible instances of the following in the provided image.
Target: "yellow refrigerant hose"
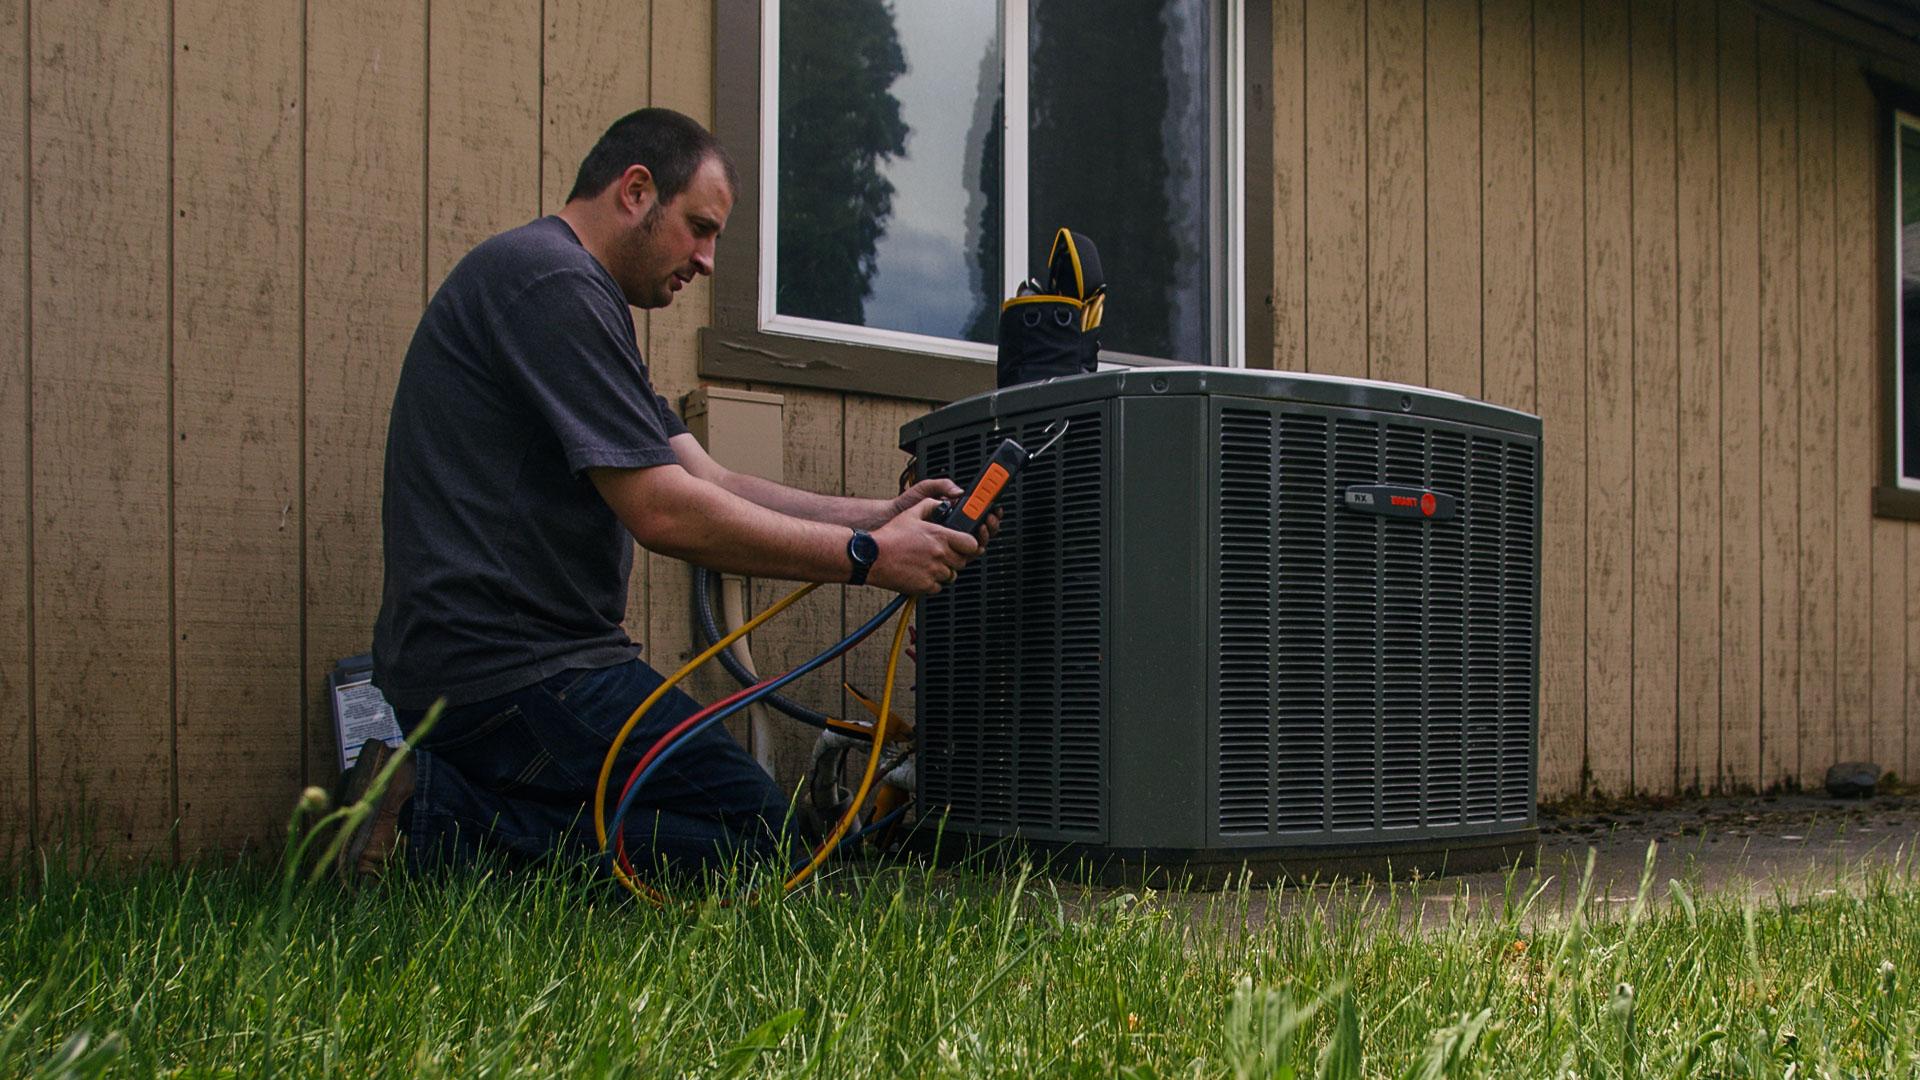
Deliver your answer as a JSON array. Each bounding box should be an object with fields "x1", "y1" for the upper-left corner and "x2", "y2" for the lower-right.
[
  {"x1": 783, "y1": 596, "x2": 912, "y2": 892},
  {"x1": 593, "y1": 581, "x2": 915, "y2": 904},
  {"x1": 592, "y1": 582, "x2": 819, "y2": 900}
]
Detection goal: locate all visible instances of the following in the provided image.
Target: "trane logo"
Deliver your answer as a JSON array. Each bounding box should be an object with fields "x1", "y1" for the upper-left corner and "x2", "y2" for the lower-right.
[{"x1": 1342, "y1": 485, "x2": 1456, "y2": 521}]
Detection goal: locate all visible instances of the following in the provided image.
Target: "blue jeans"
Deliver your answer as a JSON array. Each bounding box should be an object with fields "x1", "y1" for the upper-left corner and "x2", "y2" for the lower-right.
[{"x1": 395, "y1": 659, "x2": 799, "y2": 876}]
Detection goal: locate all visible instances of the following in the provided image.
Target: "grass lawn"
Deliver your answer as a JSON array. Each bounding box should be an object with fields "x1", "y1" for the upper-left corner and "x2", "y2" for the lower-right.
[{"x1": 2, "y1": 828, "x2": 1917, "y2": 1079}]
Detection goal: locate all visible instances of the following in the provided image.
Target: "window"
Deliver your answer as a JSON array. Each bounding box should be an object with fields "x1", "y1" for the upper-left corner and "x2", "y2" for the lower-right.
[
  {"x1": 703, "y1": 0, "x2": 1271, "y2": 401},
  {"x1": 1896, "y1": 111, "x2": 1920, "y2": 490},
  {"x1": 1877, "y1": 80, "x2": 1920, "y2": 518}
]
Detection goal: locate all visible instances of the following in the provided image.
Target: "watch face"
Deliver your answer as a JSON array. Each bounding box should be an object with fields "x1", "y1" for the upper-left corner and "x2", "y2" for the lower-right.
[{"x1": 850, "y1": 531, "x2": 879, "y2": 565}]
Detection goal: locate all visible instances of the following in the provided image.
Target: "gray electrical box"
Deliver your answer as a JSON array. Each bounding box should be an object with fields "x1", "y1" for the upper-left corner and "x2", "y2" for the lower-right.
[{"x1": 900, "y1": 367, "x2": 1542, "y2": 883}]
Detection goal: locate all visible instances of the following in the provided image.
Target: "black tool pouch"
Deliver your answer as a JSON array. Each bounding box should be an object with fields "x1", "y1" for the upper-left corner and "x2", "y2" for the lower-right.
[{"x1": 995, "y1": 228, "x2": 1106, "y2": 389}]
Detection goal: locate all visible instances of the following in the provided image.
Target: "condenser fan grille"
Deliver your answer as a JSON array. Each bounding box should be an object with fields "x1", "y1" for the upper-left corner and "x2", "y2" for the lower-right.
[
  {"x1": 919, "y1": 411, "x2": 1107, "y2": 838},
  {"x1": 1215, "y1": 408, "x2": 1538, "y2": 838}
]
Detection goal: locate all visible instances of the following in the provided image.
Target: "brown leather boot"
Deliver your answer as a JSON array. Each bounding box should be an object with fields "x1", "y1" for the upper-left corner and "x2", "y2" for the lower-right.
[{"x1": 335, "y1": 739, "x2": 416, "y2": 888}]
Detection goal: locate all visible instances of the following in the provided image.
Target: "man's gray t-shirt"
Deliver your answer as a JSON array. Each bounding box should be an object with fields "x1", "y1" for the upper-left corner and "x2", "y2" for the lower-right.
[{"x1": 372, "y1": 216, "x2": 687, "y2": 709}]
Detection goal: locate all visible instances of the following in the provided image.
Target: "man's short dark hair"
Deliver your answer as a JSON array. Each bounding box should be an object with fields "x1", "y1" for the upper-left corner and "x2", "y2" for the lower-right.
[{"x1": 567, "y1": 108, "x2": 739, "y2": 205}]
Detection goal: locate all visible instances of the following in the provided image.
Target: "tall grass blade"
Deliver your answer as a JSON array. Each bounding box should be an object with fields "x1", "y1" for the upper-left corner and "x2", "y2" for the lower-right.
[
  {"x1": 1317, "y1": 991, "x2": 1361, "y2": 1080},
  {"x1": 713, "y1": 1007, "x2": 804, "y2": 1079},
  {"x1": 1224, "y1": 976, "x2": 1320, "y2": 1080},
  {"x1": 1397, "y1": 1008, "x2": 1492, "y2": 1080}
]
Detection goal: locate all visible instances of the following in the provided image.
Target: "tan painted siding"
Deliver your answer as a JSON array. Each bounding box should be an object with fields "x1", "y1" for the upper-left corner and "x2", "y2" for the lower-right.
[
  {"x1": 5, "y1": 0, "x2": 1920, "y2": 859},
  {"x1": 1677, "y1": 0, "x2": 1722, "y2": 794}
]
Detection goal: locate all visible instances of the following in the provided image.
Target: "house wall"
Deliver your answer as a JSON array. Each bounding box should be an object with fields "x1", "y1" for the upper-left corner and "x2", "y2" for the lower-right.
[
  {"x1": 1269, "y1": 0, "x2": 1920, "y2": 798},
  {"x1": 1, "y1": 0, "x2": 1916, "y2": 860}
]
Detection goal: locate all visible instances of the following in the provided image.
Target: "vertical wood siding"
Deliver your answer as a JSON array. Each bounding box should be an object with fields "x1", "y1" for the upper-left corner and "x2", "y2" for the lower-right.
[
  {"x1": 1719, "y1": 3, "x2": 1765, "y2": 791},
  {"x1": 31, "y1": 0, "x2": 174, "y2": 857},
  {"x1": 1534, "y1": 0, "x2": 1590, "y2": 797},
  {"x1": 0, "y1": 0, "x2": 26, "y2": 851},
  {"x1": 1676, "y1": 0, "x2": 1722, "y2": 794},
  {"x1": 3, "y1": 0, "x2": 1918, "y2": 859},
  {"x1": 303, "y1": 0, "x2": 426, "y2": 809},
  {"x1": 173, "y1": 0, "x2": 304, "y2": 851}
]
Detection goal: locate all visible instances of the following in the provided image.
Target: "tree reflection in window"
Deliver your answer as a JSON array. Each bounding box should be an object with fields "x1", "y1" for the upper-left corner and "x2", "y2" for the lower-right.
[
  {"x1": 1030, "y1": 0, "x2": 1207, "y2": 362},
  {"x1": 775, "y1": 0, "x2": 908, "y2": 327}
]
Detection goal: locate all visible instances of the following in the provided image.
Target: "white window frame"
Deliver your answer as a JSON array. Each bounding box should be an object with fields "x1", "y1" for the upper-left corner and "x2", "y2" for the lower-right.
[
  {"x1": 1898, "y1": 109, "x2": 1919, "y2": 491},
  {"x1": 754, "y1": 0, "x2": 1246, "y2": 368}
]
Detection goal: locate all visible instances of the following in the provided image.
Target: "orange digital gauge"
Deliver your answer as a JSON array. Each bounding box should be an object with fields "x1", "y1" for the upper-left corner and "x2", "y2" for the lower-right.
[{"x1": 937, "y1": 419, "x2": 1068, "y2": 535}]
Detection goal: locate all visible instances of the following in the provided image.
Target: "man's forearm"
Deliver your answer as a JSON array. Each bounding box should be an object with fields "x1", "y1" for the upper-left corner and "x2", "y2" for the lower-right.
[
  {"x1": 712, "y1": 469, "x2": 897, "y2": 530},
  {"x1": 589, "y1": 462, "x2": 980, "y2": 595},
  {"x1": 594, "y1": 464, "x2": 859, "y2": 581}
]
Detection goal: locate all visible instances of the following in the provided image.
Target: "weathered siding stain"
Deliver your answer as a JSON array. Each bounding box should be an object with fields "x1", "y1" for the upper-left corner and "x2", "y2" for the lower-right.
[
  {"x1": 1631, "y1": 0, "x2": 1680, "y2": 795},
  {"x1": 1584, "y1": 0, "x2": 1635, "y2": 796},
  {"x1": 1272, "y1": 0, "x2": 1919, "y2": 800}
]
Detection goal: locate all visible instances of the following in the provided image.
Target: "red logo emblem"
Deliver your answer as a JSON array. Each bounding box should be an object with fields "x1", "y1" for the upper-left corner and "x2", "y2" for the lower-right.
[{"x1": 1420, "y1": 492, "x2": 1437, "y2": 517}]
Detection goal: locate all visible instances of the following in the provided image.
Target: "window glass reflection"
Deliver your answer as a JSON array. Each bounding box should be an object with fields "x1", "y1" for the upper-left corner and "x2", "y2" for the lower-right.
[
  {"x1": 1029, "y1": 0, "x2": 1214, "y2": 362},
  {"x1": 775, "y1": 0, "x2": 1002, "y2": 342}
]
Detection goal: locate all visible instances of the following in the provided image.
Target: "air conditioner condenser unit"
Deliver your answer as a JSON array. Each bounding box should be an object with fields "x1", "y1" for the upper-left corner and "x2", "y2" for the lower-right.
[{"x1": 901, "y1": 367, "x2": 1541, "y2": 883}]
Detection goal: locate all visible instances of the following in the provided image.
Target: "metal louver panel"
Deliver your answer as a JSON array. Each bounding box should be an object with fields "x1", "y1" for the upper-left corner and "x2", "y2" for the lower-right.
[
  {"x1": 917, "y1": 411, "x2": 1106, "y2": 840},
  {"x1": 1218, "y1": 411, "x2": 1276, "y2": 834},
  {"x1": 909, "y1": 369, "x2": 1537, "y2": 871},
  {"x1": 1426, "y1": 433, "x2": 1468, "y2": 825},
  {"x1": 1274, "y1": 416, "x2": 1330, "y2": 831},
  {"x1": 1015, "y1": 421, "x2": 1062, "y2": 828},
  {"x1": 1329, "y1": 420, "x2": 1381, "y2": 831},
  {"x1": 1465, "y1": 437, "x2": 1504, "y2": 823},
  {"x1": 1380, "y1": 426, "x2": 1426, "y2": 829},
  {"x1": 1210, "y1": 404, "x2": 1539, "y2": 842},
  {"x1": 1054, "y1": 417, "x2": 1105, "y2": 832},
  {"x1": 917, "y1": 435, "x2": 970, "y2": 824},
  {"x1": 1501, "y1": 443, "x2": 1538, "y2": 818}
]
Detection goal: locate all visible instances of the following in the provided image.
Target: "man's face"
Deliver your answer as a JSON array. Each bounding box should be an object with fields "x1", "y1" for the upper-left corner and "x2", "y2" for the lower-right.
[{"x1": 616, "y1": 156, "x2": 733, "y2": 309}]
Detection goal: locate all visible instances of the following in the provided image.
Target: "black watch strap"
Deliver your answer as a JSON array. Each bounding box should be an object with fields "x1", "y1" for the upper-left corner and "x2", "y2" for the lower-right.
[{"x1": 847, "y1": 529, "x2": 878, "y2": 586}]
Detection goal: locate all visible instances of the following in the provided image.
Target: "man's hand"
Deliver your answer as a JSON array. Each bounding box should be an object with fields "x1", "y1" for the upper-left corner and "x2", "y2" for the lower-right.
[
  {"x1": 890, "y1": 477, "x2": 963, "y2": 516},
  {"x1": 868, "y1": 498, "x2": 982, "y2": 595},
  {"x1": 888, "y1": 477, "x2": 1003, "y2": 552}
]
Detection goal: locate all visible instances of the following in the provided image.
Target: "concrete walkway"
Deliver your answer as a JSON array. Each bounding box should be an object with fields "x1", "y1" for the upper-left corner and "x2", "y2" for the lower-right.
[
  {"x1": 1119, "y1": 792, "x2": 1920, "y2": 929},
  {"x1": 1410, "y1": 791, "x2": 1919, "y2": 925}
]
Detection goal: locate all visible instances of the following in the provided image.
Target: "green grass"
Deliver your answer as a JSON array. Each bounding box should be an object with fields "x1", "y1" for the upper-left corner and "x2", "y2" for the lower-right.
[{"x1": 2, "y1": 826, "x2": 1917, "y2": 1077}]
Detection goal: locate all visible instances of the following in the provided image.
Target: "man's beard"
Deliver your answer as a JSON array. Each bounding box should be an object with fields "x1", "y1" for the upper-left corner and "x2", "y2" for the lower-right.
[{"x1": 622, "y1": 202, "x2": 669, "y2": 306}]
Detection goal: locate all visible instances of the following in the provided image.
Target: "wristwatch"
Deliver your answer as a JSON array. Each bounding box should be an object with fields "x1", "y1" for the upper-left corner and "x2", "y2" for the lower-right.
[{"x1": 847, "y1": 529, "x2": 879, "y2": 586}]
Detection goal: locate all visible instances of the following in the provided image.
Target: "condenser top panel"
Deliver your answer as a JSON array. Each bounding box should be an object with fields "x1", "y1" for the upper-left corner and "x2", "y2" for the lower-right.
[{"x1": 900, "y1": 367, "x2": 1542, "y2": 448}]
